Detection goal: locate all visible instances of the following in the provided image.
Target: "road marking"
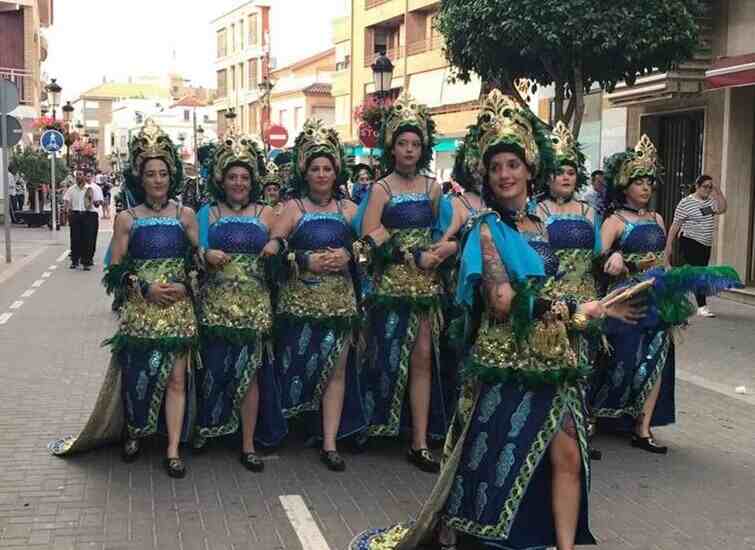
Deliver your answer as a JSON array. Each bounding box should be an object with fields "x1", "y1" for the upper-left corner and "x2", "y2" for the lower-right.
[
  {"x1": 279, "y1": 495, "x2": 331, "y2": 550},
  {"x1": 21, "y1": 290, "x2": 35, "y2": 298},
  {"x1": 0, "y1": 313, "x2": 12, "y2": 325},
  {"x1": 0, "y1": 247, "x2": 49, "y2": 286},
  {"x1": 9, "y1": 301, "x2": 23, "y2": 310},
  {"x1": 56, "y1": 249, "x2": 70, "y2": 263},
  {"x1": 49, "y1": 265, "x2": 58, "y2": 270},
  {"x1": 31, "y1": 279, "x2": 45, "y2": 288},
  {"x1": 42, "y1": 272, "x2": 52, "y2": 278}
]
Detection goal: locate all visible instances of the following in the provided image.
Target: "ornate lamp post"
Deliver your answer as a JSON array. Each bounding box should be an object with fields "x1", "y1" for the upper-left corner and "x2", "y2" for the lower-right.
[
  {"x1": 257, "y1": 76, "x2": 275, "y2": 151},
  {"x1": 371, "y1": 51, "x2": 394, "y2": 107},
  {"x1": 47, "y1": 79, "x2": 61, "y2": 120},
  {"x1": 62, "y1": 101, "x2": 74, "y2": 167},
  {"x1": 224, "y1": 108, "x2": 237, "y2": 136}
]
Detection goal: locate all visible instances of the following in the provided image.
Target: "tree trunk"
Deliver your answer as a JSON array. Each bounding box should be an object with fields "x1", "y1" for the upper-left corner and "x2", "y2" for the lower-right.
[
  {"x1": 571, "y1": 64, "x2": 586, "y2": 139},
  {"x1": 553, "y1": 80, "x2": 565, "y2": 125}
]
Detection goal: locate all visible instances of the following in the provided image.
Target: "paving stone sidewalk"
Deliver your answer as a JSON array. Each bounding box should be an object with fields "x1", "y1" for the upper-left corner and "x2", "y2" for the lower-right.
[{"x1": 0, "y1": 241, "x2": 753, "y2": 550}]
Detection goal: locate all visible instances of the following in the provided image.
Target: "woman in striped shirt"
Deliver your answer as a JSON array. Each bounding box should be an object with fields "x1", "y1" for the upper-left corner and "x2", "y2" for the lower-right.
[{"x1": 664, "y1": 175, "x2": 728, "y2": 317}]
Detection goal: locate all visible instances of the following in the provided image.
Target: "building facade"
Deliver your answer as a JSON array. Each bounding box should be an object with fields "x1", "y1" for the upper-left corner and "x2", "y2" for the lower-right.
[
  {"x1": 0, "y1": 0, "x2": 54, "y2": 137},
  {"x1": 265, "y1": 49, "x2": 336, "y2": 149},
  {"x1": 212, "y1": 1, "x2": 271, "y2": 138},
  {"x1": 334, "y1": 0, "x2": 481, "y2": 180}
]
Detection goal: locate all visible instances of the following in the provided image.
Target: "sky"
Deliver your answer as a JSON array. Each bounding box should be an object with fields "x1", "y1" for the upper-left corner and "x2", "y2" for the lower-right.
[{"x1": 45, "y1": 0, "x2": 348, "y2": 102}]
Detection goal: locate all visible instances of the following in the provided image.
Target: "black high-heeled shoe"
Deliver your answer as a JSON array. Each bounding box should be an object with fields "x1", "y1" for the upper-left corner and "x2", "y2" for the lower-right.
[
  {"x1": 121, "y1": 437, "x2": 140, "y2": 463},
  {"x1": 240, "y1": 451, "x2": 265, "y2": 472},
  {"x1": 408, "y1": 448, "x2": 440, "y2": 473},
  {"x1": 631, "y1": 433, "x2": 668, "y2": 454},
  {"x1": 320, "y1": 449, "x2": 346, "y2": 472},
  {"x1": 163, "y1": 457, "x2": 187, "y2": 478}
]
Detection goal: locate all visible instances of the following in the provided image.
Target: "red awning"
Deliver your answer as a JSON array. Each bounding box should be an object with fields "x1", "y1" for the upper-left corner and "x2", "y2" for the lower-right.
[{"x1": 706, "y1": 53, "x2": 755, "y2": 89}]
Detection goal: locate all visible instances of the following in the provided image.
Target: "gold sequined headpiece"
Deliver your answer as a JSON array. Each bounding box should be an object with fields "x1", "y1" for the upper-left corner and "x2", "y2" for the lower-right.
[
  {"x1": 477, "y1": 90, "x2": 540, "y2": 176},
  {"x1": 212, "y1": 131, "x2": 263, "y2": 184},
  {"x1": 551, "y1": 121, "x2": 579, "y2": 165},
  {"x1": 616, "y1": 134, "x2": 658, "y2": 189},
  {"x1": 129, "y1": 118, "x2": 178, "y2": 177},
  {"x1": 261, "y1": 161, "x2": 282, "y2": 188},
  {"x1": 382, "y1": 92, "x2": 431, "y2": 149},
  {"x1": 295, "y1": 119, "x2": 343, "y2": 173}
]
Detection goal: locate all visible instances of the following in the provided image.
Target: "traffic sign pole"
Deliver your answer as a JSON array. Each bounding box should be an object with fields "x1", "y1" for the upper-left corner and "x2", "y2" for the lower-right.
[
  {"x1": 51, "y1": 151, "x2": 57, "y2": 231},
  {"x1": 1, "y1": 112, "x2": 10, "y2": 263}
]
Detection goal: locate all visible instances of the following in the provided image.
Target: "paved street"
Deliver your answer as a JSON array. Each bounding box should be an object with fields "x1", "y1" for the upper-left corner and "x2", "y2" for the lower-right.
[{"x1": 0, "y1": 226, "x2": 754, "y2": 550}]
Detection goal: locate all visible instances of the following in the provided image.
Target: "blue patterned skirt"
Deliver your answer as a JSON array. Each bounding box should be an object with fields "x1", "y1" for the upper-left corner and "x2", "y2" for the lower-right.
[
  {"x1": 119, "y1": 347, "x2": 195, "y2": 441},
  {"x1": 275, "y1": 317, "x2": 366, "y2": 440},
  {"x1": 441, "y1": 382, "x2": 594, "y2": 548},
  {"x1": 194, "y1": 336, "x2": 287, "y2": 448},
  {"x1": 592, "y1": 327, "x2": 676, "y2": 429},
  {"x1": 363, "y1": 302, "x2": 449, "y2": 441}
]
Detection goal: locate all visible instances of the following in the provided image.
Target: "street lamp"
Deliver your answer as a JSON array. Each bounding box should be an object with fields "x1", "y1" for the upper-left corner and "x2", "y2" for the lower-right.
[
  {"x1": 258, "y1": 76, "x2": 275, "y2": 151},
  {"x1": 40, "y1": 102, "x2": 49, "y2": 117},
  {"x1": 62, "y1": 101, "x2": 74, "y2": 167},
  {"x1": 224, "y1": 108, "x2": 237, "y2": 136},
  {"x1": 47, "y1": 78, "x2": 62, "y2": 120},
  {"x1": 371, "y1": 51, "x2": 394, "y2": 104}
]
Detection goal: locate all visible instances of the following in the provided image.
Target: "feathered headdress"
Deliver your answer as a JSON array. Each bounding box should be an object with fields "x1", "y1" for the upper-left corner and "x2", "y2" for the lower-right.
[
  {"x1": 124, "y1": 118, "x2": 184, "y2": 203},
  {"x1": 453, "y1": 90, "x2": 556, "y2": 194},
  {"x1": 378, "y1": 92, "x2": 436, "y2": 174},
  {"x1": 545, "y1": 120, "x2": 588, "y2": 192},
  {"x1": 604, "y1": 134, "x2": 661, "y2": 203},
  {"x1": 291, "y1": 119, "x2": 348, "y2": 196},
  {"x1": 206, "y1": 131, "x2": 266, "y2": 202},
  {"x1": 261, "y1": 161, "x2": 282, "y2": 189}
]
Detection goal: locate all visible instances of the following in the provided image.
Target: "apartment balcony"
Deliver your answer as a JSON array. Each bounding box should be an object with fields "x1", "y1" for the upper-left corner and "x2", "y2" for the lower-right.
[
  {"x1": 365, "y1": 0, "x2": 392, "y2": 9},
  {"x1": 363, "y1": 34, "x2": 442, "y2": 67},
  {"x1": 606, "y1": 2, "x2": 714, "y2": 107},
  {"x1": 0, "y1": 67, "x2": 34, "y2": 105}
]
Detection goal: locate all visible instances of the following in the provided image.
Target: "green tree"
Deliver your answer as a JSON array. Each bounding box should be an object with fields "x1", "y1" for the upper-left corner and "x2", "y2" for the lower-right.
[
  {"x1": 436, "y1": 0, "x2": 701, "y2": 137},
  {"x1": 9, "y1": 148, "x2": 69, "y2": 189}
]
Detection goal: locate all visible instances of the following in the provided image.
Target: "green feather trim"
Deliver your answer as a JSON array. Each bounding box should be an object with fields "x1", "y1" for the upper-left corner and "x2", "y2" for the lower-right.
[
  {"x1": 102, "y1": 258, "x2": 136, "y2": 295},
  {"x1": 510, "y1": 279, "x2": 539, "y2": 344},
  {"x1": 103, "y1": 333, "x2": 197, "y2": 354},
  {"x1": 200, "y1": 325, "x2": 267, "y2": 346},
  {"x1": 462, "y1": 359, "x2": 592, "y2": 388}
]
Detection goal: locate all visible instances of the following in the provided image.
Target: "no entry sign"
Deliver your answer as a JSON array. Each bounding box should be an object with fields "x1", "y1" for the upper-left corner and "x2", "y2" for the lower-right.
[{"x1": 265, "y1": 124, "x2": 289, "y2": 148}]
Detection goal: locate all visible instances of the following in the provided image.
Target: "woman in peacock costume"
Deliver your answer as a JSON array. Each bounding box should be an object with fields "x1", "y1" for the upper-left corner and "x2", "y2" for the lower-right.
[
  {"x1": 261, "y1": 160, "x2": 283, "y2": 211},
  {"x1": 48, "y1": 119, "x2": 199, "y2": 479},
  {"x1": 350, "y1": 90, "x2": 650, "y2": 550},
  {"x1": 591, "y1": 136, "x2": 741, "y2": 454},
  {"x1": 358, "y1": 93, "x2": 458, "y2": 473},
  {"x1": 193, "y1": 133, "x2": 287, "y2": 471},
  {"x1": 262, "y1": 119, "x2": 366, "y2": 471},
  {"x1": 534, "y1": 121, "x2": 604, "y2": 460}
]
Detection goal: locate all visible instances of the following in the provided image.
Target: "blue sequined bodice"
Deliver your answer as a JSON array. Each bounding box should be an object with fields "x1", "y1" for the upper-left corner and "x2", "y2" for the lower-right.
[
  {"x1": 546, "y1": 214, "x2": 595, "y2": 251},
  {"x1": 381, "y1": 193, "x2": 434, "y2": 230},
  {"x1": 129, "y1": 218, "x2": 188, "y2": 260},
  {"x1": 619, "y1": 220, "x2": 666, "y2": 254},
  {"x1": 524, "y1": 232, "x2": 559, "y2": 278},
  {"x1": 208, "y1": 216, "x2": 268, "y2": 255},
  {"x1": 290, "y1": 212, "x2": 353, "y2": 251}
]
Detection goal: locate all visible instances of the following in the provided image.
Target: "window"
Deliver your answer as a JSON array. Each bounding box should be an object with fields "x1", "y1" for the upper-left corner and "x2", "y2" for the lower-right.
[
  {"x1": 240, "y1": 105, "x2": 245, "y2": 132},
  {"x1": 231, "y1": 24, "x2": 236, "y2": 52},
  {"x1": 239, "y1": 19, "x2": 245, "y2": 49},
  {"x1": 217, "y1": 29, "x2": 227, "y2": 57},
  {"x1": 249, "y1": 58, "x2": 258, "y2": 89},
  {"x1": 230, "y1": 66, "x2": 236, "y2": 92},
  {"x1": 216, "y1": 69, "x2": 227, "y2": 97},
  {"x1": 184, "y1": 110, "x2": 190, "y2": 122},
  {"x1": 248, "y1": 14, "x2": 258, "y2": 46},
  {"x1": 249, "y1": 105, "x2": 258, "y2": 133},
  {"x1": 203, "y1": 114, "x2": 210, "y2": 123},
  {"x1": 239, "y1": 63, "x2": 245, "y2": 90}
]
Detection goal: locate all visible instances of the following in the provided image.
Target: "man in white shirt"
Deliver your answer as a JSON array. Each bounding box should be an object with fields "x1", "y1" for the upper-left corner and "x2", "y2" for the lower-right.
[{"x1": 64, "y1": 171, "x2": 102, "y2": 270}]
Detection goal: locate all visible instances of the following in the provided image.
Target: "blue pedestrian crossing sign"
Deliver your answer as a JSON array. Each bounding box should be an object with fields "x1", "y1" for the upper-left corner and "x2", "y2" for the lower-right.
[{"x1": 40, "y1": 129, "x2": 65, "y2": 153}]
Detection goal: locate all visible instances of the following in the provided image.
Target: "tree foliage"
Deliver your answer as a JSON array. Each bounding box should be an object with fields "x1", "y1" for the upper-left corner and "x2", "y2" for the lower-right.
[
  {"x1": 436, "y1": 0, "x2": 702, "y2": 136},
  {"x1": 9, "y1": 148, "x2": 69, "y2": 188}
]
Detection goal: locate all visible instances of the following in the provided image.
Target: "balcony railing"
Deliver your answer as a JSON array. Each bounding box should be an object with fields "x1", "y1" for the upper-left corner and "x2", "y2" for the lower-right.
[
  {"x1": 365, "y1": 0, "x2": 391, "y2": 8},
  {"x1": 406, "y1": 34, "x2": 443, "y2": 56},
  {"x1": 0, "y1": 67, "x2": 34, "y2": 105},
  {"x1": 364, "y1": 46, "x2": 405, "y2": 67}
]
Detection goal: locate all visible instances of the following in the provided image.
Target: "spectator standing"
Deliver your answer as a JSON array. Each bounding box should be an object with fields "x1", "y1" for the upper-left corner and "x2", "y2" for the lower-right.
[
  {"x1": 580, "y1": 169, "x2": 606, "y2": 214},
  {"x1": 664, "y1": 174, "x2": 728, "y2": 317}
]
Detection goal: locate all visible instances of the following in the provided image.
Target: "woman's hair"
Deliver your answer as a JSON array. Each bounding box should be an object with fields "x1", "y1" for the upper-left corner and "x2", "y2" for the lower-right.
[{"x1": 692, "y1": 174, "x2": 712, "y2": 191}]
